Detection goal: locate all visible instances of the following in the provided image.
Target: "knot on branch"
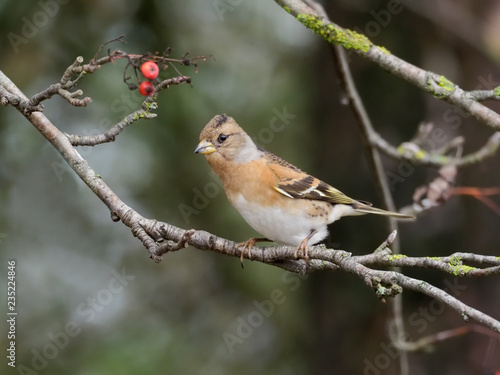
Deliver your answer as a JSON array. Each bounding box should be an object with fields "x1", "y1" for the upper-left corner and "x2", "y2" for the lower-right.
[
  {"x1": 61, "y1": 56, "x2": 85, "y2": 84},
  {"x1": 151, "y1": 229, "x2": 195, "y2": 261},
  {"x1": 366, "y1": 272, "x2": 403, "y2": 302},
  {"x1": 426, "y1": 73, "x2": 456, "y2": 99},
  {"x1": 375, "y1": 281, "x2": 403, "y2": 301},
  {"x1": 141, "y1": 101, "x2": 158, "y2": 112},
  {"x1": 1, "y1": 93, "x2": 44, "y2": 115},
  {"x1": 58, "y1": 88, "x2": 92, "y2": 107}
]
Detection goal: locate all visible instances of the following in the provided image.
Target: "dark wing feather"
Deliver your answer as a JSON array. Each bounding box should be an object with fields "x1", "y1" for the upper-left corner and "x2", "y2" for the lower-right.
[
  {"x1": 276, "y1": 176, "x2": 360, "y2": 205},
  {"x1": 264, "y1": 151, "x2": 415, "y2": 219},
  {"x1": 262, "y1": 149, "x2": 373, "y2": 206}
]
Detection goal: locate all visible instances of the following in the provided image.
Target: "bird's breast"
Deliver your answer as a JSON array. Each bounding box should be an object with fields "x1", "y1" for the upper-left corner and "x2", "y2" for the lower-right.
[{"x1": 210, "y1": 159, "x2": 331, "y2": 245}]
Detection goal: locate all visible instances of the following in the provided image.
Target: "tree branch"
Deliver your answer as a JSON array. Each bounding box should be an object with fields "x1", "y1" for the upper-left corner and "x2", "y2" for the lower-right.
[
  {"x1": 305, "y1": 1, "x2": 410, "y2": 370},
  {"x1": 373, "y1": 130, "x2": 500, "y2": 168},
  {"x1": 1, "y1": 38, "x2": 499, "y2": 348},
  {"x1": 273, "y1": 3, "x2": 500, "y2": 365},
  {"x1": 67, "y1": 75, "x2": 191, "y2": 146},
  {"x1": 275, "y1": 0, "x2": 500, "y2": 132}
]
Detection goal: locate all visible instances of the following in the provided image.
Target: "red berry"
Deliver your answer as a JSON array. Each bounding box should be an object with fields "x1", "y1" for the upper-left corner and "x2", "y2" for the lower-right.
[
  {"x1": 140, "y1": 61, "x2": 159, "y2": 80},
  {"x1": 139, "y1": 81, "x2": 154, "y2": 96}
]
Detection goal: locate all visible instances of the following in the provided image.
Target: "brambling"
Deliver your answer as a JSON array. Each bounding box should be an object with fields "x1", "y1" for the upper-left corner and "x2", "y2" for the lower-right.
[{"x1": 195, "y1": 114, "x2": 414, "y2": 262}]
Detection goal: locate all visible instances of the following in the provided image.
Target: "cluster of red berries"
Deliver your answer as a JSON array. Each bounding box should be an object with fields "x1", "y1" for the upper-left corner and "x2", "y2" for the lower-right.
[{"x1": 138, "y1": 61, "x2": 159, "y2": 96}]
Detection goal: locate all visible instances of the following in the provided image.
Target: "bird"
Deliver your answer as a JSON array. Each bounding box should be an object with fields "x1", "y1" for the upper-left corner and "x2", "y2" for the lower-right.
[{"x1": 194, "y1": 114, "x2": 415, "y2": 263}]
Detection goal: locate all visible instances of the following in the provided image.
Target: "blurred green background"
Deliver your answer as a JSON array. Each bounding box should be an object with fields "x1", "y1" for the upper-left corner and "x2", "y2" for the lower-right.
[{"x1": 1, "y1": 1, "x2": 499, "y2": 374}]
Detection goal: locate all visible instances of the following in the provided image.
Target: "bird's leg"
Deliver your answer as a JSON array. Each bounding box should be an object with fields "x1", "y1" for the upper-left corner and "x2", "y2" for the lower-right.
[
  {"x1": 237, "y1": 237, "x2": 270, "y2": 267},
  {"x1": 295, "y1": 229, "x2": 317, "y2": 259}
]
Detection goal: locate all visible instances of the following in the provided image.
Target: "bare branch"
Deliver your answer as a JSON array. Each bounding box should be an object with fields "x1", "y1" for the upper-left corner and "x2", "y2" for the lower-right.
[
  {"x1": 392, "y1": 324, "x2": 500, "y2": 353},
  {"x1": 67, "y1": 108, "x2": 157, "y2": 146},
  {"x1": 67, "y1": 75, "x2": 191, "y2": 146},
  {"x1": 373, "y1": 131, "x2": 500, "y2": 168},
  {"x1": 468, "y1": 89, "x2": 500, "y2": 102}
]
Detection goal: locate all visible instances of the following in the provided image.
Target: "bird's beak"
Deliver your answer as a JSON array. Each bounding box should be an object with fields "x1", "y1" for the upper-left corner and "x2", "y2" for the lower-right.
[{"x1": 194, "y1": 140, "x2": 216, "y2": 155}]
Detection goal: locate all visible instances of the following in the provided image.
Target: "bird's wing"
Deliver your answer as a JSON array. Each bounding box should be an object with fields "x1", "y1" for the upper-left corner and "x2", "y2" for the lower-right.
[{"x1": 264, "y1": 150, "x2": 369, "y2": 206}]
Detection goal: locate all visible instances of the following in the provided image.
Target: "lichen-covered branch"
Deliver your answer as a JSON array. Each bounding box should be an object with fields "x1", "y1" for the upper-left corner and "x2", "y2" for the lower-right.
[
  {"x1": 356, "y1": 251, "x2": 500, "y2": 277},
  {"x1": 137, "y1": 218, "x2": 500, "y2": 332},
  {"x1": 275, "y1": 0, "x2": 500, "y2": 132},
  {"x1": 373, "y1": 130, "x2": 500, "y2": 168}
]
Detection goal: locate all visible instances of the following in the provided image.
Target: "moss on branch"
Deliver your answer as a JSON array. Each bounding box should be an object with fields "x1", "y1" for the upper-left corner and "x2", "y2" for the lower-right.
[{"x1": 296, "y1": 14, "x2": 372, "y2": 52}]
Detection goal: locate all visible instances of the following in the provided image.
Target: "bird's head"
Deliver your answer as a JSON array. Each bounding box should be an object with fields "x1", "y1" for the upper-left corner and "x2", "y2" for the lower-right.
[{"x1": 195, "y1": 114, "x2": 260, "y2": 164}]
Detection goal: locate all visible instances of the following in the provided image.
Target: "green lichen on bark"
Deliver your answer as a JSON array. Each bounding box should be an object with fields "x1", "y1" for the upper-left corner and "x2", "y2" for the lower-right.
[
  {"x1": 428, "y1": 256, "x2": 442, "y2": 261},
  {"x1": 296, "y1": 14, "x2": 372, "y2": 52},
  {"x1": 427, "y1": 74, "x2": 455, "y2": 98},
  {"x1": 378, "y1": 46, "x2": 391, "y2": 55},
  {"x1": 388, "y1": 254, "x2": 407, "y2": 261},
  {"x1": 438, "y1": 75, "x2": 455, "y2": 92},
  {"x1": 448, "y1": 255, "x2": 477, "y2": 276}
]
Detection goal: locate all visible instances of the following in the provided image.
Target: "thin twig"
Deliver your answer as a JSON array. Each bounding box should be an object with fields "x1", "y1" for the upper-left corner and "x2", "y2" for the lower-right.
[
  {"x1": 372, "y1": 131, "x2": 500, "y2": 167},
  {"x1": 67, "y1": 75, "x2": 191, "y2": 146},
  {"x1": 305, "y1": 0, "x2": 407, "y2": 371}
]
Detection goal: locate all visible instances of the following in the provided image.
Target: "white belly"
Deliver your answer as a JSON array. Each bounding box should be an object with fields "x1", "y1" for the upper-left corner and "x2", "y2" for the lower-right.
[{"x1": 231, "y1": 194, "x2": 329, "y2": 246}]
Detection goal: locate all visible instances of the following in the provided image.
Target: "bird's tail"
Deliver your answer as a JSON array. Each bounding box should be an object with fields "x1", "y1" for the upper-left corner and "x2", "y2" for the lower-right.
[{"x1": 353, "y1": 203, "x2": 415, "y2": 219}]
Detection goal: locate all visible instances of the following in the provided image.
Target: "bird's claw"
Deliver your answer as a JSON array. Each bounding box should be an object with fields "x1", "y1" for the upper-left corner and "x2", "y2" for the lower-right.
[
  {"x1": 237, "y1": 238, "x2": 257, "y2": 267},
  {"x1": 294, "y1": 239, "x2": 310, "y2": 260}
]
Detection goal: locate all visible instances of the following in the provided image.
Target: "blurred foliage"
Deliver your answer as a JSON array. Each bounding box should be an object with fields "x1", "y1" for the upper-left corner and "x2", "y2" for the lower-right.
[{"x1": 1, "y1": 1, "x2": 499, "y2": 374}]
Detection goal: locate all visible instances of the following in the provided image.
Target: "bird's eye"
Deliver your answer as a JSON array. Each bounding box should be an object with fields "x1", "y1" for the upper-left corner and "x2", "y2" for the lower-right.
[{"x1": 217, "y1": 134, "x2": 228, "y2": 143}]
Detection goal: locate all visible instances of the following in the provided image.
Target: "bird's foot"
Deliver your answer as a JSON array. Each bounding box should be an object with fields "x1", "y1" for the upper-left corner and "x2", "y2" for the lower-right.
[
  {"x1": 294, "y1": 229, "x2": 318, "y2": 260},
  {"x1": 294, "y1": 239, "x2": 310, "y2": 260},
  {"x1": 237, "y1": 237, "x2": 269, "y2": 268}
]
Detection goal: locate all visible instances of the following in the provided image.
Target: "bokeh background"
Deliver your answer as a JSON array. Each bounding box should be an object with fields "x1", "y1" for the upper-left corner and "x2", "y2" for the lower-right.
[{"x1": 1, "y1": 1, "x2": 500, "y2": 374}]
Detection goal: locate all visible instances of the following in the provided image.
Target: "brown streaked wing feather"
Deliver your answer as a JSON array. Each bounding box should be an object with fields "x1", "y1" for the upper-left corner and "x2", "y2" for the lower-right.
[
  {"x1": 264, "y1": 149, "x2": 363, "y2": 206},
  {"x1": 316, "y1": 181, "x2": 359, "y2": 205},
  {"x1": 275, "y1": 175, "x2": 322, "y2": 199},
  {"x1": 275, "y1": 176, "x2": 358, "y2": 205}
]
